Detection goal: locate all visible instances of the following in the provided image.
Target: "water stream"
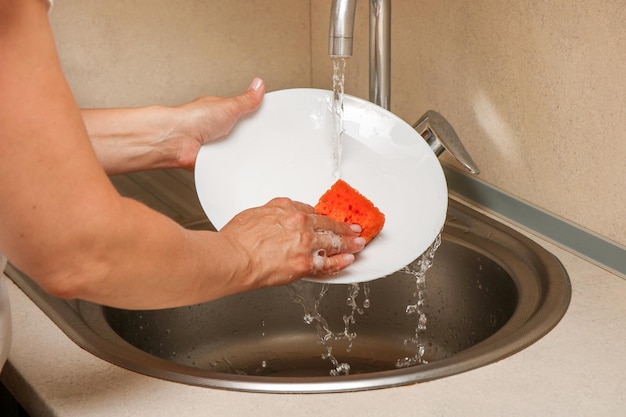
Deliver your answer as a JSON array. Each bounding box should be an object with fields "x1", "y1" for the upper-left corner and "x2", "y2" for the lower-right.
[
  {"x1": 395, "y1": 234, "x2": 441, "y2": 367},
  {"x1": 287, "y1": 281, "x2": 369, "y2": 376},
  {"x1": 331, "y1": 56, "x2": 347, "y2": 180},
  {"x1": 285, "y1": 58, "x2": 440, "y2": 376},
  {"x1": 287, "y1": 234, "x2": 441, "y2": 375}
]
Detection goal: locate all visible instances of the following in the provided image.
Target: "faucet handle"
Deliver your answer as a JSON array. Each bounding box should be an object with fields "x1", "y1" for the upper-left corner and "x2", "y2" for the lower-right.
[{"x1": 414, "y1": 110, "x2": 480, "y2": 175}]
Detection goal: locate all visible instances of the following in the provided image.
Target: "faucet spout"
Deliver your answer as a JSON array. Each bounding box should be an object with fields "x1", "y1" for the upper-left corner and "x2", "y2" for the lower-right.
[
  {"x1": 328, "y1": 0, "x2": 358, "y2": 58},
  {"x1": 327, "y1": 0, "x2": 479, "y2": 174},
  {"x1": 328, "y1": 0, "x2": 391, "y2": 108}
]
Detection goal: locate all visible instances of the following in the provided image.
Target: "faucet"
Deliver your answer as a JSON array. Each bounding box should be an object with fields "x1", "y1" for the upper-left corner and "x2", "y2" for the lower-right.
[
  {"x1": 328, "y1": 0, "x2": 480, "y2": 174},
  {"x1": 329, "y1": 0, "x2": 390, "y2": 108}
]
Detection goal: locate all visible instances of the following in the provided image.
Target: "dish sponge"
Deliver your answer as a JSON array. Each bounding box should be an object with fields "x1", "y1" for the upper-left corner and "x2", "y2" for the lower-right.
[{"x1": 315, "y1": 179, "x2": 385, "y2": 244}]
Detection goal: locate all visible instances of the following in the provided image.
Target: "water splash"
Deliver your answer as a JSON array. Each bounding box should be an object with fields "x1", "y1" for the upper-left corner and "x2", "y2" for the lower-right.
[
  {"x1": 395, "y1": 234, "x2": 442, "y2": 368},
  {"x1": 287, "y1": 234, "x2": 441, "y2": 374},
  {"x1": 287, "y1": 280, "x2": 370, "y2": 376}
]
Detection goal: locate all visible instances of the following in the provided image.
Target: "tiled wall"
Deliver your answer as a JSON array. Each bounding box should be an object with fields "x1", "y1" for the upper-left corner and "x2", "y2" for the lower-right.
[{"x1": 50, "y1": 1, "x2": 625, "y2": 247}]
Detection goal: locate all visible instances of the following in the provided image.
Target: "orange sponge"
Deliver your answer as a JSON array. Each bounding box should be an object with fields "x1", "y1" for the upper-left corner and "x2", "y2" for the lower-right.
[{"x1": 315, "y1": 179, "x2": 385, "y2": 244}]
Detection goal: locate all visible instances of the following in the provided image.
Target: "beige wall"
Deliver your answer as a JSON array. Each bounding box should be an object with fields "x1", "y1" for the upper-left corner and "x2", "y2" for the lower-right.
[
  {"x1": 312, "y1": 0, "x2": 626, "y2": 247},
  {"x1": 51, "y1": 1, "x2": 625, "y2": 247},
  {"x1": 50, "y1": 0, "x2": 312, "y2": 107}
]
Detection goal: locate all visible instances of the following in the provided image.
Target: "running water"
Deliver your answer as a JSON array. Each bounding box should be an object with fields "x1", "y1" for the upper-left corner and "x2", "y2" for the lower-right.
[
  {"x1": 331, "y1": 57, "x2": 347, "y2": 180},
  {"x1": 284, "y1": 57, "x2": 359, "y2": 377},
  {"x1": 395, "y1": 234, "x2": 442, "y2": 368},
  {"x1": 287, "y1": 281, "x2": 370, "y2": 376},
  {"x1": 283, "y1": 57, "x2": 441, "y2": 376},
  {"x1": 287, "y1": 234, "x2": 441, "y2": 375}
]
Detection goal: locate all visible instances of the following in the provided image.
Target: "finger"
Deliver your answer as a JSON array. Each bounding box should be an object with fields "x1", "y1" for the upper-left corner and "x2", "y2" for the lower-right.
[
  {"x1": 314, "y1": 231, "x2": 366, "y2": 256},
  {"x1": 311, "y1": 253, "x2": 356, "y2": 275},
  {"x1": 233, "y1": 77, "x2": 265, "y2": 114},
  {"x1": 312, "y1": 214, "x2": 361, "y2": 236},
  {"x1": 248, "y1": 77, "x2": 265, "y2": 93}
]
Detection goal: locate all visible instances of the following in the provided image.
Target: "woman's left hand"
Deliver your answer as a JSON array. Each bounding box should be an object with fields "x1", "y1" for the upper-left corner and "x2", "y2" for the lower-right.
[{"x1": 82, "y1": 78, "x2": 265, "y2": 175}]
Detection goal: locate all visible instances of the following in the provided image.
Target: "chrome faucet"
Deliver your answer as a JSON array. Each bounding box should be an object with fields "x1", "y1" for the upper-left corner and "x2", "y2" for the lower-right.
[
  {"x1": 328, "y1": 0, "x2": 479, "y2": 174},
  {"x1": 329, "y1": 0, "x2": 390, "y2": 108}
]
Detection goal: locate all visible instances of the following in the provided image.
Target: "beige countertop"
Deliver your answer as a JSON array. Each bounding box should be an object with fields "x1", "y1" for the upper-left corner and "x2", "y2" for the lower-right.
[{"x1": 2, "y1": 209, "x2": 626, "y2": 417}]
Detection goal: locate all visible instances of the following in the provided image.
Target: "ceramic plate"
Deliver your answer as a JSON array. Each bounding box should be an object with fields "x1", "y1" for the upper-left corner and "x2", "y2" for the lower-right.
[{"x1": 194, "y1": 88, "x2": 447, "y2": 283}]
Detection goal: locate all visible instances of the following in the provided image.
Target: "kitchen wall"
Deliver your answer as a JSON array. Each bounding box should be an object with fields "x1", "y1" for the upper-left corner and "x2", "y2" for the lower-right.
[
  {"x1": 50, "y1": 1, "x2": 625, "y2": 247},
  {"x1": 49, "y1": 0, "x2": 312, "y2": 107},
  {"x1": 311, "y1": 1, "x2": 626, "y2": 247}
]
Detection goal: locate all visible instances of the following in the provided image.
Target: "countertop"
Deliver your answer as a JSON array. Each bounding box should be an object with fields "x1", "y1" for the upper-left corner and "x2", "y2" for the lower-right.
[{"x1": 2, "y1": 206, "x2": 626, "y2": 417}]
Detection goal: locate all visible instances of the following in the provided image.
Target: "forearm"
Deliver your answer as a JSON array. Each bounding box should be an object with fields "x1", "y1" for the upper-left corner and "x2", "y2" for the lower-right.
[
  {"x1": 83, "y1": 79, "x2": 265, "y2": 176},
  {"x1": 0, "y1": 0, "x2": 243, "y2": 308},
  {"x1": 1, "y1": 0, "x2": 362, "y2": 310},
  {"x1": 35, "y1": 196, "x2": 248, "y2": 309},
  {"x1": 82, "y1": 106, "x2": 187, "y2": 175}
]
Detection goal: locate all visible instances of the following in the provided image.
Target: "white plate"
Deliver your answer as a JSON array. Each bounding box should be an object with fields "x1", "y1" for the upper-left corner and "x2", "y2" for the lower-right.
[{"x1": 194, "y1": 88, "x2": 447, "y2": 284}]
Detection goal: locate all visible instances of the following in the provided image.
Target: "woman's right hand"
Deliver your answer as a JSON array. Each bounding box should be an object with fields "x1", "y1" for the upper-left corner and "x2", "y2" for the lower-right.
[{"x1": 218, "y1": 197, "x2": 367, "y2": 290}]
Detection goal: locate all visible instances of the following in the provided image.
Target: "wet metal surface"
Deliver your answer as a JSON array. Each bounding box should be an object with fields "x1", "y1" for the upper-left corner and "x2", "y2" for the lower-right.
[{"x1": 6, "y1": 169, "x2": 571, "y2": 393}]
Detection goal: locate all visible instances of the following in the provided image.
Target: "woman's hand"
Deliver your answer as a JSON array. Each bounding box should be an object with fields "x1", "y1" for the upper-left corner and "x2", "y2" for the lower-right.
[
  {"x1": 166, "y1": 77, "x2": 265, "y2": 169},
  {"x1": 0, "y1": 0, "x2": 361, "y2": 310},
  {"x1": 82, "y1": 78, "x2": 265, "y2": 175},
  {"x1": 218, "y1": 198, "x2": 367, "y2": 290}
]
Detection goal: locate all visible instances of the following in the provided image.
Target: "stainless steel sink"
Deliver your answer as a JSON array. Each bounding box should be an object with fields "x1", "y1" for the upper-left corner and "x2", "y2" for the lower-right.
[{"x1": 6, "y1": 169, "x2": 571, "y2": 393}]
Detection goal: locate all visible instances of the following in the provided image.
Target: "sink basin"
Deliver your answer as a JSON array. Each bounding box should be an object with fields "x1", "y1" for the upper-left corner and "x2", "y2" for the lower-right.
[{"x1": 6, "y1": 169, "x2": 571, "y2": 393}]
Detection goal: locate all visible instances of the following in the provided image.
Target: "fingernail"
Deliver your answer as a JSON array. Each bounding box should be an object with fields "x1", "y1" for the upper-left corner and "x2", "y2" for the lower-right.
[
  {"x1": 350, "y1": 224, "x2": 362, "y2": 233},
  {"x1": 354, "y1": 237, "x2": 367, "y2": 246},
  {"x1": 249, "y1": 77, "x2": 263, "y2": 91}
]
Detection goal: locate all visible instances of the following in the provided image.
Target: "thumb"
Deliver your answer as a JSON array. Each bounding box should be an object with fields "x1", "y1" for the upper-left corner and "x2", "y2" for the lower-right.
[
  {"x1": 248, "y1": 77, "x2": 265, "y2": 94},
  {"x1": 234, "y1": 77, "x2": 265, "y2": 115}
]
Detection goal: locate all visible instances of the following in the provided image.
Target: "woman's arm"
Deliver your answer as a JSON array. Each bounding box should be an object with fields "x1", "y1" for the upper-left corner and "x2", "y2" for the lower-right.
[
  {"x1": 81, "y1": 79, "x2": 264, "y2": 175},
  {"x1": 0, "y1": 0, "x2": 365, "y2": 309}
]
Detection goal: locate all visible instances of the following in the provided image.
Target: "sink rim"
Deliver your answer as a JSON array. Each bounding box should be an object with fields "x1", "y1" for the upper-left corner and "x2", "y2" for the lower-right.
[{"x1": 6, "y1": 198, "x2": 572, "y2": 393}]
